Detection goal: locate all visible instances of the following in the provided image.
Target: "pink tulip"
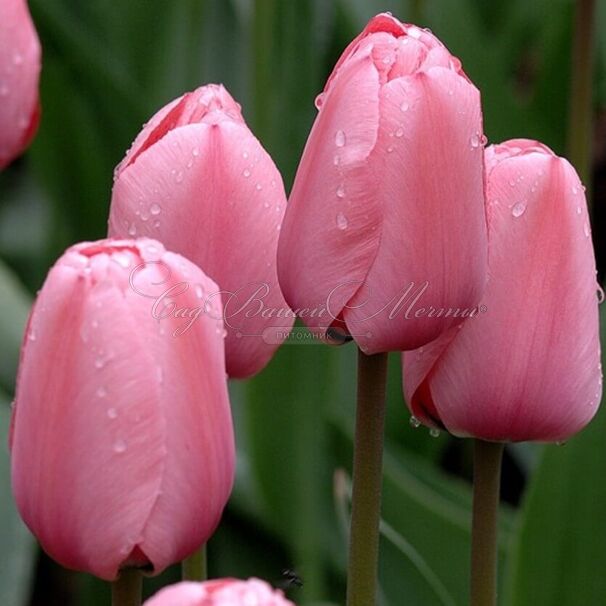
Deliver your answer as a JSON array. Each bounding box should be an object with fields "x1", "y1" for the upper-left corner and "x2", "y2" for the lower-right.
[
  {"x1": 144, "y1": 578, "x2": 295, "y2": 606},
  {"x1": 0, "y1": 0, "x2": 41, "y2": 169},
  {"x1": 277, "y1": 13, "x2": 487, "y2": 353},
  {"x1": 10, "y1": 238, "x2": 235, "y2": 580},
  {"x1": 109, "y1": 84, "x2": 294, "y2": 378},
  {"x1": 403, "y1": 140, "x2": 603, "y2": 442}
]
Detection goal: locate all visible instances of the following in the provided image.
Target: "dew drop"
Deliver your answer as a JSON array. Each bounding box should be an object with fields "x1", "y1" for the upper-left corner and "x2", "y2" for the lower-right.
[
  {"x1": 336, "y1": 184, "x2": 346, "y2": 198},
  {"x1": 195, "y1": 284, "x2": 205, "y2": 299},
  {"x1": 263, "y1": 201, "x2": 270, "y2": 208},
  {"x1": 387, "y1": 146, "x2": 394, "y2": 153},
  {"x1": 28, "y1": 330, "x2": 36, "y2": 342},
  {"x1": 512, "y1": 202, "x2": 526, "y2": 218},
  {"x1": 333, "y1": 155, "x2": 340, "y2": 166},
  {"x1": 186, "y1": 158, "x2": 194, "y2": 169},
  {"x1": 255, "y1": 183, "x2": 263, "y2": 191},
  {"x1": 429, "y1": 428, "x2": 440, "y2": 438},
  {"x1": 192, "y1": 147, "x2": 200, "y2": 157},
  {"x1": 113, "y1": 439, "x2": 127, "y2": 453},
  {"x1": 153, "y1": 220, "x2": 161, "y2": 229},
  {"x1": 107, "y1": 407, "x2": 118, "y2": 419},
  {"x1": 174, "y1": 170, "x2": 184, "y2": 184},
  {"x1": 572, "y1": 185, "x2": 579, "y2": 195},
  {"x1": 94, "y1": 358, "x2": 105, "y2": 369},
  {"x1": 408, "y1": 26, "x2": 422, "y2": 39},
  {"x1": 584, "y1": 222, "x2": 591, "y2": 237},
  {"x1": 243, "y1": 169, "x2": 251, "y2": 178},
  {"x1": 597, "y1": 285, "x2": 605, "y2": 304},
  {"x1": 336, "y1": 212, "x2": 348, "y2": 230},
  {"x1": 242, "y1": 151, "x2": 249, "y2": 159},
  {"x1": 395, "y1": 127, "x2": 404, "y2": 138},
  {"x1": 335, "y1": 130, "x2": 346, "y2": 147},
  {"x1": 469, "y1": 132, "x2": 481, "y2": 149},
  {"x1": 150, "y1": 203, "x2": 161, "y2": 216},
  {"x1": 400, "y1": 101, "x2": 409, "y2": 112},
  {"x1": 128, "y1": 223, "x2": 137, "y2": 237},
  {"x1": 409, "y1": 416, "x2": 421, "y2": 429},
  {"x1": 576, "y1": 206, "x2": 582, "y2": 215}
]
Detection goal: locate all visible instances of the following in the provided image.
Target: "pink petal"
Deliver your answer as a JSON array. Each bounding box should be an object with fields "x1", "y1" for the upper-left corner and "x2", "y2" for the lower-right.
[
  {"x1": 404, "y1": 143, "x2": 602, "y2": 441},
  {"x1": 110, "y1": 92, "x2": 293, "y2": 378},
  {"x1": 0, "y1": 0, "x2": 41, "y2": 168},
  {"x1": 277, "y1": 43, "x2": 383, "y2": 335},
  {"x1": 345, "y1": 67, "x2": 487, "y2": 353}
]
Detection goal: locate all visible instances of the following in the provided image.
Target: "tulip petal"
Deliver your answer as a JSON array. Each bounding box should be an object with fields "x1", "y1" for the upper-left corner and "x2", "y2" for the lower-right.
[
  {"x1": 110, "y1": 117, "x2": 293, "y2": 378},
  {"x1": 0, "y1": 0, "x2": 41, "y2": 168},
  {"x1": 344, "y1": 67, "x2": 487, "y2": 353},
  {"x1": 404, "y1": 144, "x2": 602, "y2": 441},
  {"x1": 277, "y1": 44, "x2": 383, "y2": 335},
  {"x1": 11, "y1": 240, "x2": 234, "y2": 578}
]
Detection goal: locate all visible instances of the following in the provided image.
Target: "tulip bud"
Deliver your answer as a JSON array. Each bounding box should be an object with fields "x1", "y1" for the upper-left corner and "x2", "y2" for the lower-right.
[
  {"x1": 277, "y1": 13, "x2": 487, "y2": 353},
  {"x1": 109, "y1": 84, "x2": 294, "y2": 378},
  {"x1": 0, "y1": 0, "x2": 41, "y2": 168},
  {"x1": 144, "y1": 578, "x2": 295, "y2": 606},
  {"x1": 10, "y1": 238, "x2": 235, "y2": 580},
  {"x1": 403, "y1": 140, "x2": 603, "y2": 442}
]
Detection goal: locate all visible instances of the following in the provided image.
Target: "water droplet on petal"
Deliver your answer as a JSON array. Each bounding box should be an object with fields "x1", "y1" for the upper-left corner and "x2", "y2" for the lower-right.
[
  {"x1": 429, "y1": 428, "x2": 440, "y2": 438},
  {"x1": 95, "y1": 357, "x2": 105, "y2": 369},
  {"x1": 333, "y1": 155, "x2": 340, "y2": 166},
  {"x1": 107, "y1": 407, "x2": 117, "y2": 418},
  {"x1": 400, "y1": 101, "x2": 409, "y2": 112},
  {"x1": 255, "y1": 183, "x2": 262, "y2": 191},
  {"x1": 195, "y1": 284, "x2": 205, "y2": 299},
  {"x1": 576, "y1": 206, "x2": 582, "y2": 215},
  {"x1": 512, "y1": 202, "x2": 526, "y2": 218},
  {"x1": 150, "y1": 203, "x2": 161, "y2": 216},
  {"x1": 395, "y1": 128, "x2": 404, "y2": 138},
  {"x1": 28, "y1": 330, "x2": 36, "y2": 342},
  {"x1": 335, "y1": 130, "x2": 346, "y2": 147},
  {"x1": 387, "y1": 146, "x2": 394, "y2": 153},
  {"x1": 336, "y1": 185, "x2": 346, "y2": 198},
  {"x1": 97, "y1": 386, "x2": 108, "y2": 398},
  {"x1": 174, "y1": 170, "x2": 184, "y2": 184},
  {"x1": 13, "y1": 52, "x2": 23, "y2": 66},
  {"x1": 584, "y1": 222, "x2": 591, "y2": 237},
  {"x1": 470, "y1": 132, "x2": 481, "y2": 149},
  {"x1": 243, "y1": 169, "x2": 251, "y2": 178},
  {"x1": 572, "y1": 186, "x2": 579, "y2": 195},
  {"x1": 408, "y1": 26, "x2": 422, "y2": 39},
  {"x1": 128, "y1": 223, "x2": 137, "y2": 237},
  {"x1": 113, "y1": 439, "x2": 127, "y2": 453},
  {"x1": 192, "y1": 147, "x2": 200, "y2": 157},
  {"x1": 597, "y1": 285, "x2": 605, "y2": 304},
  {"x1": 336, "y1": 212, "x2": 348, "y2": 230},
  {"x1": 409, "y1": 416, "x2": 421, "y2": 429}
]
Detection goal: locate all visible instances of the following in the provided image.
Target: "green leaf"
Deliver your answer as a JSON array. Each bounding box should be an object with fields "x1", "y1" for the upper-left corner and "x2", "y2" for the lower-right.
[
  {"x1": 0, "y1": 260, "x2": 31, "y2": 394},
  {"x1": 503, "y1": 306, "x2": 606, "y2": 606},
  {"x1": 0, "y1": 392, "x2": 36, "y2": 606}
]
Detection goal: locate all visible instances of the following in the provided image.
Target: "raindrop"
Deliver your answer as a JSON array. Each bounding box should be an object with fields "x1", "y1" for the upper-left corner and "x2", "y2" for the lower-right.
[
  {"x1": 91, "y1": 319, "x2": 99, "y2": 329},
  {"x1": 192, "y1": 147, "x2": 200, "y2": 157},
  {"x1": 153, "y1": 220, "x2": 161, "y2": 229},
  {"x1": 512, "y1": 202, "x2": 526, "y2": 218},
  {"x1": 429, "y1": 428, "x2": 440, "y2": 438},
  {"x1": 597, "y1": 285, "x2": 605, "y2": 304},
  {"x1": 174, "y1": 170, "x2": 184, "y2": 184},
  {"x1": 97, "y1": 387, "x2": 108, "y2": 398},
  {"x1": 576, "y1": 206, "x2": 582, "y2": 215},
  {"x1": 336, "y1": 212, "x2": 348, "y2": 230},
  {"x1": 333, "y1": 155, "x2": 340, "y2": 166},
  {"x1": 243, "y1": 169, "x2": 251, "y2": 178},
  {"x1": 409, "y1": 416, "x2": 421, "y2": 429},
  {"x1": 395, "y1": 128, "x2": 404, "y2": 138},
  {"x1": 242, "y1": 151, "x2": 249, "y2": 159},
  {"x1": 387, "y1": 146, "x2": 394, "y2": 153},
  {"x1": 28, "y1": 330, "x2": 36, "y2": 342},
  {"x1": 336, "y1": 185, "x2": 346, "y2": 198},
  {"x1": 107, "y1": 407, "x2": 118, "y2": 419},
  {"x1": 400, "y1": 101, "x2": 409, "y2": 112},
  {"x1": 94, "y1": 358, "x2": 105, "y2": 369},
  {"x1": 150, "y1": 203, "x2": 161, "y2": 215},
  {"x1": 584, "y1": 222, "x2": 591, "y2": 238},
  {"x1": 128, "y1": 223, "x2": 137, "y2": 237},
  {"x1": 195, "y1": 284, "x2": 205, "y2": 299},
  {"x1": 509, "y1": 180, "x2": 516, "y2": 187},
  {"x1": 186, "y1": 158, "x2": 194, "y2": 169},
  {"x1": 572, "y1": 185, "x2": 579, "y2": 195},
  {"x1": 408, "y1": 26, "x2": 422, "y2": 39},
  {"x1": 255, "y1": 183, "x2": 263, "y2": 191},
  {"x1": 335, "y1": 130, "x2": 346, "y2": 147},
  {"x1": 469, "y1": 133, "x2": 481, "y2": 149},
  {"x1": 263, "y1": 201, "x2": 270, "y2": 208},
  {"x1": 113, "y1": 439, "x2": 127, "y2": 454}
]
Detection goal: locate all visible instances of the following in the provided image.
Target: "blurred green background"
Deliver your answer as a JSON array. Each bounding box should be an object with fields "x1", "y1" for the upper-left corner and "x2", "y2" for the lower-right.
[{"x1": 1, "y1": 0, "x2": 605, "y2": 604}]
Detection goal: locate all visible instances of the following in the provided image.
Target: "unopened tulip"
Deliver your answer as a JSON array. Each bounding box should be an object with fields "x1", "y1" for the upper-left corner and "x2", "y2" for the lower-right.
[
  {"x1": 109, "y1": 84, "x2": 294, "y2": 378},
  {"x1": 144, "y1": 578, "x2": 295, "y2": 606},
  {"x1": 403, "y1": 140, "x2": 603, "y2": 442},
  {"x1": 10, "y1": 238, "x2": 235, "y2": 580},
  {"x1": 277, "y1": 13, "x2": 487, "y2": 353},
  {"x1": 0, "y1": 0, "x2": 41, "y2": 168}
]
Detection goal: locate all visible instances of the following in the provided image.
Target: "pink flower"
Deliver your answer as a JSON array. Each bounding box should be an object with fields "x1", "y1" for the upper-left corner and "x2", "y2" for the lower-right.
[
  {"x1": 109, "y1": 84, "x2": 294, "y2": 378},
  {"x1": 403, "y1": 140, "x2": 603, "y2": 442},
  {"x1": 277, "y1": 13, "x2": 487, "y2": 352},
  {"x1": 0, "y1": 0, "x2": 41, "y2": 169},
  {"x1": 10, "y1": 239, "x2": 235, "y2": 580},
  {"x1": 144, "y1": 578, "x2": 295, "y2": 606}
]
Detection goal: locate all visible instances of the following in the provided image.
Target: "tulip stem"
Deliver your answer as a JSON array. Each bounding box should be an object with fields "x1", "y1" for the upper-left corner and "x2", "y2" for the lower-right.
[
  {"x1": 111, "y1": 569, "x2": 142, "y2": 606},
  {"x1": 346, "y1": 349, "x2": 388, "y2": 606},
  {"x1": 470, "y1": 440, "x2": 504, "y2": 606},
  {"x1": 182, "y1": 545, "x2": 207, "y2": 581},
  {"x1": 567, "y1": 0, "x2": 596, "y2": 192}
]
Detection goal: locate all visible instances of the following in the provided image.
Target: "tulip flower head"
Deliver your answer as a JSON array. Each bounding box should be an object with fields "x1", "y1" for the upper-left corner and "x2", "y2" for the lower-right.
[
  {"x1": 278, "y1": 13, "x2": 488, "y2": 353},
  {"x1": 0, "y1": 0, "x2": 41, "y2": 168},
  {"x1": 10, "y1": 238, "x2": 235, "y2": 579},
  {"x1": 403, "y1": 140, "x2": 603, "y2": 442},
  {"x1": 109, "y1": 84, "x2": 294, "y2": 378},
  {"x1": 144, "y1": 578, "x2": 295, "y2": 606}
]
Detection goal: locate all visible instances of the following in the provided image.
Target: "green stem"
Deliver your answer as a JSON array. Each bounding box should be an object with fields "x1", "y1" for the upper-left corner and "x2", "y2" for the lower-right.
[
  {"x1": 346, "y1": 349, "x2": 388, "y2": 606},
  {"x1": 182, "y1": 545, "x2": 207, "y2": 581},
  {"x1": 111, "y1": 569, "x2": 142, "y2": 606},
  {"x1": 470, "y1": 440, "x2": 505, "y2": 606},
  {"x1": 567, "y1": 0, "x2": 596, "y2": 195}
]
